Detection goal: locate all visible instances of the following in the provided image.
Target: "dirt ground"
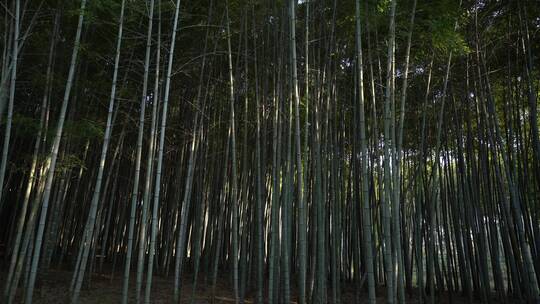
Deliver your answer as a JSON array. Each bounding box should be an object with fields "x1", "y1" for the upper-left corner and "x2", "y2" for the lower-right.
[
  {"x1": 0, "y1": 267, "x2": 517, "y2": 303},
  {"x1": 1, "y1": 267, "x2": 239, "y2": 304}
]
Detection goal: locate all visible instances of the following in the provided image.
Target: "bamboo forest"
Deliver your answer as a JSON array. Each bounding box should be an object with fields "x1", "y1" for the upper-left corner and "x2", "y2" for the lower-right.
[{"x1": 0, "y1": 0, "x2": 539, "y2": 303}]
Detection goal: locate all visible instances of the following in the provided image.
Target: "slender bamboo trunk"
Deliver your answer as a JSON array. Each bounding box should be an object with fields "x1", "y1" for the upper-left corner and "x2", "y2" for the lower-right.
[
  {"x1": 225, "y1": 2, "x2": 239, "y2": 302},
  {"x1": 284, "y1": 0, "x2": 307, "y2": 303},
  {"x1": 145, "y1": 0, "x2": 181, "y2": 301},
  {"x1": 24, "y1": 1, "x2": 87, "y2": 302},
  {"x1": 355, "y1": 0, "x2": 376, "y2": 302},
  {"x1": 393, "y1": 1, "x2": 416, "y2": 302},
  {"x1": 122, "y1": 0, "x2": 155, "y2": 302},
  {"x1": 0, "y1": 0, "x2": 19, "y2": 208},
  {"x1": 383, "y1": 1, "x2": 397, "y2": 302},
  {"x1": 70, "y1": 2, "x2": 125, "y2": 302},
  {"x1": 2, "y1": 7, "x2": 58, "y2": 300}
]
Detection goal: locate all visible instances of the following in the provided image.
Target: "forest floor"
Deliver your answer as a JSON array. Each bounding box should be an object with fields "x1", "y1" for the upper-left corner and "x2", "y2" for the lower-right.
[{"x1": 0, "y1": 267, "x2": 517, "y2": 303}]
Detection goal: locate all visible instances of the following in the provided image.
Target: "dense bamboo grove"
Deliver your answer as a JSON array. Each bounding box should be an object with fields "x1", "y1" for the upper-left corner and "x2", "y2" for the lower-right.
[{"x1": 0, "y1": 0, "x2": 539, "y2": 303}]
